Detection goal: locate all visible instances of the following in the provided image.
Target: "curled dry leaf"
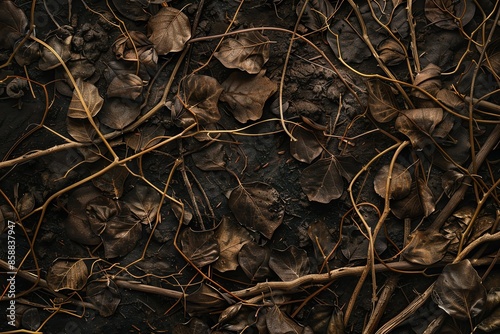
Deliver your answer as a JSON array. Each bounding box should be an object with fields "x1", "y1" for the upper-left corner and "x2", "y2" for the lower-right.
[
  {"x1": 68, "y1": 79, "x2": 104, "y2": 119},
  {"x1": 391, "y1": 178, "x2": 435, "y2": 219},
  {"x1": 86, "y1": 279, "x2": 121, "y2": 317},
  {"x1": 395, "y1": 108, "x2": 443, "y2": 150},
  {"x1": 107, "y1": 74, "x2": 144, "y2": 100},
  {"x1": 111, "y1": 0, "x2": 150, "y2": 21},
  {"x1": 47, "y1": 259, "x2": 88, "y2": 292},
  {"x1": 147, "y1": 6, "x2": 191, "y2": 55},
  {"x1": 65, "y1": 186, "x2": 102, "y2": 245},
  {"x1": 367, "y1": 79, "x2": 399, "y2": 123},
  {"x1": 92, "y1": 165, "x2": 129, "y2": 199},
  {"x1": 238, "y1": 242, "x2": 271, "y2": 281},
  {"x1": 66, "y1": 117, "x2": 97, "y2": 143},
  {"x1": 220, "y1": 70, "x2": 277, "y2": 123},
  {"x1": 378, "y1": 38, "x2": 406, "y2": 66},
  {"x1": 425, "y1": 0, "x2": 475, "y2": 30},
  {"x1": 172, "y1": 74, "x2": 223, "y2": 128},
  {"x1": 289, "y1": 123, "x2": 326, "y2": 163},
  {"x1": 373, "y1": 163, "x2": 412, "y2": 200},
  {"x1": 478, "y1": 306, "x2": 500, "y2": 332},
  {"x1": 6, "y1": 78, "x2": 28, "y2": 98},
  {"x1": 38, "y1": 30, "x2": 73, "y2": 71},
  {"x1": 402, "y1": 229, "x2": 450, "y2": 265},
  {"x1": 297, "y1": 0, "x2": 334, "y2": 31},
  {"x1": 269, "y1": 245, "x2": 310, "y2": 282},
  {"x1": 185, "y1": 284, "x2": 229, "y2": 316},
  {"x1": 122, "y1": 185, "x2": 161, "y2": 226},
  {"x1": 180, "y1": 228, "x2": 220, "y2": 268},
  {"x1": 100, "y1": 97, "x2": 141, "y2": 130},
  {"x1": 0, "y1": 0, "x2": 28, "y2": 49},
  {"x1": 213, "y1": 217, "x2": 252, "y2": 272},
  {"x1": 87, "y1": 196, "x2": 142, "y2": 258},
  {"x1": 432, "y1": 260, "x2": 486, "y2": 320},
  {"x1": 228, "y1": 182, "x2": 284, "y2": 239},
  {"x1": 214, "y1": 30, "x2": 270, "y2": 74},
  {"x1": 300, "y1": 157, "x2": 346, "y2": 203},
  {"x1": 412, "y1": 63, "x2": 442, "y2": 99}
]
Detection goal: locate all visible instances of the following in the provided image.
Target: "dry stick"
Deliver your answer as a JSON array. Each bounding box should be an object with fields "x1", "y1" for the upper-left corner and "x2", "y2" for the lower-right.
[
  {"x1": 375, "y1": 231, "x2": 500, "y2": 334},
  {"x1": 344, "y1": 141, "x2": 409, "y2": 327}
]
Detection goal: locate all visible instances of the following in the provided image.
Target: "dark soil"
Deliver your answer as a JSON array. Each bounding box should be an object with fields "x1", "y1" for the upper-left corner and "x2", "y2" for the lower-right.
[{"x1": 1, "y1": 0, "x2": 500, "y2": 333}]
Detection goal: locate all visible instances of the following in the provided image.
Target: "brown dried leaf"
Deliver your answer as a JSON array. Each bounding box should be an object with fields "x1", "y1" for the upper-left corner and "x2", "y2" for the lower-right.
[
  {"x1": 266, "y1": 305, "x2": 314, "y2": 334},
  {"x1": 87, "y1": 197, "x2": 142, "y2": 258},
  {"x1": 289, "y1": 123, "x2": 326, "y2": 163},
  {"x1": 297, "y1": 0, "x2": 334, "y2": 31},
  {"x1": 391, "y1": 178, "x2": 435, "y2": 219},
  {"x1": 412, "y1": 63, "x2": 442, "y2": 99},
  {"x1": 123, "y1": 185, "x2": 161, "y2": 226},
  {"x1": 367, "y1": 79, "x2": 399, "y2": 123},
  {"x1": 402, "y1": 229, "x2": 450, "y2": 265},
  {"x1": 228, "y1": 182, "x2": 284, "y2": 239},
  {"x1": 107, "y1": 74, "x2": 144, "y2": 100},
  {"x1": 47, "y1": 259, "x2": 88, "y2": 292},
  {"x1": 125, "y1": 125, "x2": 165, "y2": 152},
  {"x1": 213, "y1": 217, "x2": 252, "y2": 272},
  {"x1": 432, "y1": 260, "x2": 486, "y2": 320},
  {"x1": 147, "y1": 6, "x2": 191, "y2": 55},
  {"x1": 269, "y1": 245, "x2": 310, "y2": 282},
  {"x1": 92, "y1": 165, "x2": 129, "y2": 199},
  {"x1": 238, "y1": 242, "x2": 271, "y2": 281},
  {"x1": 66, "y1": 117, "x2": 97, "y2": 143},
  {"x1": 172, "y1": 74, "x2": 223, "y2": 128},
  {"x1": 0, "y1": 0, "x2": 27, "y2": 49},
  {"x1": 192, "y1": 142, "x2": 226, "y2": 171},
  {"x1": 100, "y1": 97, "x2": 141, "y2": 130},
  {"x1": 478, "y1": 306, "x2": 500, "y2": 332},
  {"x1": 373, "y1": 163, "x2": 412, "y2": 200},
  {"x1": 220, "y1": 70, "x2": 277, "y2": 123},
  {"x1": 378, "y1": 38, "x2": 406, "y2": 66},
  {"x1": 185, "y1": 284, "x2": 229, "y2": 316},
  {"x1": 180, "y1": 228, "x2": 219, "y2": 268},
  {"x1": 395, "y1": 108, "x2": 443, "y2": 149},
  {"x1": 299, "y1": 157, "x2": 344, "y2": 203},
  {"x1": 442, "y1": 169, "x2": 465, "y2": 197},
  {"x1": 38, "y1": 33, "x2": 72, "y2": 71},
  {"x1": 485, "y1": 39, "x2": 500, "y2": 75},
  {"x1": 66, "y1": 186, "x2": 102, "y2": 246},
  {"x1": 214, "y1": 31, "x2": 270, "y2": 74},
  {"x1": 86, "y1": 279, "x2": 121, "y2": 317},
  {"x1": 307, "y1": 220, "x2": 336, "y2": 263},
  {"x1": 68, "y1": 79, "x2": 104, "y2": 119},
  {"x1": 425, "y1": 0, "x2": 475, "y2": 30}
]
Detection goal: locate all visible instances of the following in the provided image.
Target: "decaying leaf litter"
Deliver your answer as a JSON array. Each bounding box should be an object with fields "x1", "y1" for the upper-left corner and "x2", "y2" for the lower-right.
[{"x1": 0, "y1": 0, "x2": 499, "y2": 333}]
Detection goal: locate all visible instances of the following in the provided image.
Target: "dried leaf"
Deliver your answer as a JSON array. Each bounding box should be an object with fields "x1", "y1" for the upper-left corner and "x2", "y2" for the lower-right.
[
  {"x1": 425, "y1": 0, "x2": 475, "y2": 30},
  {"x1": 238, "y1": 242, "x2": 271, "y2": 281},
  {"x1": 412, "y1": 63, "x2": 442, "y2": 99},
  {"x1": 0, "y1": 0, "x2": 28, "y2": 49},
  {"x1": 213, "y1": 217, "x2": 252, "y2": 272},
  {"x1": 214, "y1": 30, "x2": 270, "y2": 74},
  {"x1": 180, "y1": 228, "x2": 220, "y2": 268},
  {"x1": 172, "y1": 74, "x2": 223, "y2": 128},
  {"x1": 442, "y1": 169, "x2": 465, "y2": 197},
  {"x1": 123, "y1": 185, "x2": 161, "y2": 226},
  {"x1": 378, "y1": 38, "x2": 406, "y2": 66},
  {"x1": 111, "y1": 0, "x2": 150, "y2": 21},
  {"x1": 299, "y1": 157, "x2": 345, "y2": 203},
  {"x1": 269, "y1": 245, "x2": 310, "y2": 281},
  {"x1": 86, "y1": 279, "x2": 121, "y2": 317},
  {"x1": 6, "y1": 78, "x2": 28, "y2": 98},
  {"x1": 307, "y1": 220, "x2": 336, "y2": 263},
  {"x1": 289, "y1": 123, "x2": 326, "y2": 163},
  {"x1": 47, "y1": 259, "x2": 88, "y2": 292},
  {"x1": 147, "y1": 6, "x2": 191, "y2": 55},
  {"x1": 403, "y1": 229, "x2": 450, "y2": 265},
  {"x1": 373, "y1": 163, "x2": 412, "y2": 200},
  {"x1": 297, "y1": 0, "x2": 334, "y2": 31},
  {"x1": 432, "y1": 260, "x2": 486, "y2": 320},
  {"x1": 192, "y1": 142, "x2": 226, "y2": 171},
  {"x1": 38, "y1": 33, "x2": 72, "y2": 71},
  {"x1": 367, "y1": 79, "x2": 399, "y2": 123},
  {"x1": 92, "y1": 165, "x2": 129, "y2": 199},
  {"x1": 185, "y1": 284, "x2": 229, "y2": 316},
  {"x1": 266, "y1": 305, "x2": 314, "y2": 334},
  {"x1": 125, "y1": 125, "x2": 165, "y2": 152},
  {"x1": 107, "y1": 74, "x2": 144, "y2": 100},
  {"x1": 66, "y1": 186, "x2": 102, "y2": 245},
  {"x1": 228, "y1": 182, "x2": 284, "y2": 239},
  {"x1": 478, "y1": 306, "x2": 500, "y2": 332},
  {"x1": 220, "y1": 70, "x2": 277, "y2": 123},
  {"x1": 100, "y1": 97, "x2": 141, "y2": 130},
  {"x1": 68, "y1": 79, "x2": 104, "y2": 119},
  {"x1": 341, "y1": 223, "x2": 387, "y2": 261},
  {"x1": 66, "y1": 117, "x2": 97, "y2": 143},
  {"x1": 87, "y1": 197, "x2": 142, "y2": 258},
  {"x1": 391, "y1": 178, "x2": 435, "y2": 219},
  {"x1": 395, "y1": 108, "x2": 443, "y2": 150}
]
